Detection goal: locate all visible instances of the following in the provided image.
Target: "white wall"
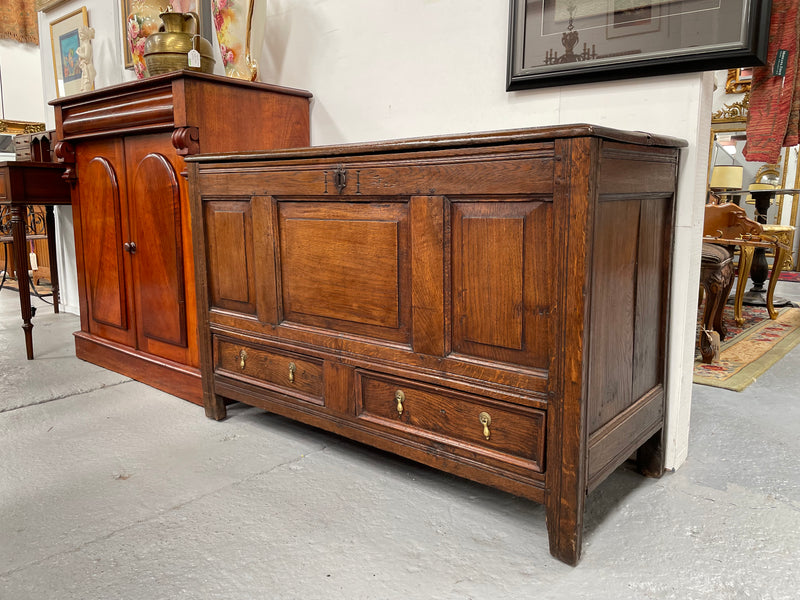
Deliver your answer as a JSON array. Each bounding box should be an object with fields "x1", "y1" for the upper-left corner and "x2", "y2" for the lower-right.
[
  {"x1": 29, "y1": 0, "x2": 711, "y2": 470},
  {"x1": 0, "y1": 38, "x2": 82, "y2": 314},
  {"x1": 0, "y1": 40, "x2": 46, "y2": 121}
]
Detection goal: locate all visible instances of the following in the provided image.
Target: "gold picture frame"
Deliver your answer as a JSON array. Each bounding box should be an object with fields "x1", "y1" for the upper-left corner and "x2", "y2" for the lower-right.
[
  {"x1": 0, "y1": 120, "x2": 46, "y2": 135},
  {"x1": 49, "y1": 7, "x2": 90, "y2": 98},
  {"x1": 35, "y1": 0, "x2": 70, "y2": 12},
  {"x1": 121, "y1": 0, "x2": 168, "y2": 70}
]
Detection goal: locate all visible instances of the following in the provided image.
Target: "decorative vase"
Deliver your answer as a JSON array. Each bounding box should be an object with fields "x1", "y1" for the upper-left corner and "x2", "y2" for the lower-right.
[
  {"x1": 143, "y1": 11, "x2": 215, "y2": 75},
  {"x1": 211, "y1": 0, "x2": 258, "y2": 81},
  {"x1": 127, "y1": 0, "x2": 169, "y2": 79}
]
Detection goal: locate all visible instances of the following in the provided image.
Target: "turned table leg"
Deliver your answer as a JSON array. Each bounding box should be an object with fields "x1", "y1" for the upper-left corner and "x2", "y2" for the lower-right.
[
  {"x1": 743, "y1": 190, "x2": 792, "y2": 309},
  {"x1": 10, "y1": 205, "x2": 35, "y2": 359}
]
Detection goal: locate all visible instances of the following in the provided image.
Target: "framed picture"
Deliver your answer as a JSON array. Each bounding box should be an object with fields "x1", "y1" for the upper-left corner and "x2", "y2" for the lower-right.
[
  {"x1": 121, "y1": 0, "x2": 169, "y2": 70},
  {"x1": 35, "y1": 0, "x2": 70, "y2": 12},
  {"x1": 121, "y1": 0, "x2": 211, "y2": 71},
  {"x1": 49, "y1": 7, "x2": 89, "y2": 98},
  {"x1": 507, "y1": 0, "x2": 772, "y2": 91}
]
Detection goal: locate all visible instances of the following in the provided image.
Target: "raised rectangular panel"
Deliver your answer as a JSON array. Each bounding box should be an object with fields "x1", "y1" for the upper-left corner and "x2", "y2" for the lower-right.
[
  {"x1": 204, "y1": 200, "x2": 257, "y2": 315},
  {"x1": 277, "y1": 202, "x2": 411, "y2": 344},
  {"x1": 451, "y1": 201, "x2": 554, "y2": 369}
]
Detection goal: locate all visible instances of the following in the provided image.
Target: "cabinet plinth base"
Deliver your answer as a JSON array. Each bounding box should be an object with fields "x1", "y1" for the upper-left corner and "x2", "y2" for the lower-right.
[{"x1": 74, "y1": 331, "x2": 202, "y2": 405}]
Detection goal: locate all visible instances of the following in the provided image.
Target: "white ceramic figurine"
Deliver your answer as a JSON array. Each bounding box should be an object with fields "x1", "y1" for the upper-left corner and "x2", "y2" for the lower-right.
[{"x1": 76, "y1": 26, "x2": 96, "y2": 92}]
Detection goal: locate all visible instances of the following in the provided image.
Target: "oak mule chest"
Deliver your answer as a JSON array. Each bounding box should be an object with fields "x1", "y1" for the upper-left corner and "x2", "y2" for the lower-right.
[{"x1": 186, "y1": 124, "x2": 686, "y2": 564}]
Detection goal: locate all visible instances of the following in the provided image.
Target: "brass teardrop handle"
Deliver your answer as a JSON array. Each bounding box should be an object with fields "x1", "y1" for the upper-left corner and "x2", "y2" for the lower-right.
[
  {"x1": 238, "y1": 349, "x2": 248, "y2": 370},
  {"x1": 288, "y1": 362, "x2": 296, "y2": 383},
  {"x1": 479, "y1": 412, "x2": 492, "y2": 440},
  {"x1": 395, "y1": 390, "x2": 405, "y2": 416}
]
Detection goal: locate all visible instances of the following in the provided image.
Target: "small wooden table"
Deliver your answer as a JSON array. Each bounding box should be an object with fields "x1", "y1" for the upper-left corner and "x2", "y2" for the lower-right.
[{"x1": 0, "y1": 161, "x2": 71, "y2": 359}]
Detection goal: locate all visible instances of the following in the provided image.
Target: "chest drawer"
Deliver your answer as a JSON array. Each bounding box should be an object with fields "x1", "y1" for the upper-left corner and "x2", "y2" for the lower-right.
[
  {"x1": 214, "y1": 337, "x2": 324, "y2": 406},
  {"x1": 355, "y1": 371, "x2": 545, "y2": 475}
]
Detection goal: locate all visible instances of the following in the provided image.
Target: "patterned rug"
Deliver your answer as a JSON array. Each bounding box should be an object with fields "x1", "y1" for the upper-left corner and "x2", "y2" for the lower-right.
[
  {"x1": 694, "y1": 303, "x2": 800, "y2": 391},
  {"x1": 776, "y1": 271, "x2": 800, "y2": 283}
]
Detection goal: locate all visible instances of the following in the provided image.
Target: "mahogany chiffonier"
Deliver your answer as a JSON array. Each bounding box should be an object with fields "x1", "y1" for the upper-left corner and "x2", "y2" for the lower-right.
[
  {"x1": 185, "y1": 125, "x2": 686, "y2": 564},
  {"x1": 50, "y1": 71, "x2": 311, "y2": 404}
]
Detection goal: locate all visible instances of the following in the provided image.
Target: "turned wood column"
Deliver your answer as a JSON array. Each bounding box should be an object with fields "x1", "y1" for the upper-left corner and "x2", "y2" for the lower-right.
[{"x1": 10, "y1": 204, "x2": 35, "y2": 359}]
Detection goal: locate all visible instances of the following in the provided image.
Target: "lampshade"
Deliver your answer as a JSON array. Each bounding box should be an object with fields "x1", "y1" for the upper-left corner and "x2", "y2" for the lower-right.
[
  {"x1": 709, "y1": 165, "x2": 744, "y2": 190},
  {"x1": 745, "y1": 182, "x2": 776, "y2": 205}
]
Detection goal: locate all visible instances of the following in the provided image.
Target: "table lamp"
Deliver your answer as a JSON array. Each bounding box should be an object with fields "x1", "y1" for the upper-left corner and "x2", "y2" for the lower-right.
[
  {"x1": 744, "y1": 182, "x2": 776, "y2": 206},
  {"x1": 709, "y1": 165, "x2": 744, "y2": 203}
]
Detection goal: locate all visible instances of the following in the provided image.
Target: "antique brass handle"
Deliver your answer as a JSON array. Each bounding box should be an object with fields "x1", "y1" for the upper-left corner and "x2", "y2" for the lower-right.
[
  {"x1": 479, "y1": 412, "x2": 492, "y2": 440},
  {"x1": 238, "y1": 349, "x2": 248, "y2": 370},
  {"x1": 395, "y1": 390, "x2": 405, "y2": 416},
  {"x1": 288, "y1": 362, "x2": 296, "y2": 383}
]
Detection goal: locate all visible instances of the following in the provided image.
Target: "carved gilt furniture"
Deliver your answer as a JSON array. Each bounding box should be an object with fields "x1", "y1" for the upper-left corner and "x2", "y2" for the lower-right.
[
  {"x1": 51, "y1": 71, "x2": 311, "y2": 403},
  {"x1": 703, "y1": 201, "x2": 792, "y2": 325},
  {"x1": 186, "y1": 125, "x2": 686, "y2": 564}
]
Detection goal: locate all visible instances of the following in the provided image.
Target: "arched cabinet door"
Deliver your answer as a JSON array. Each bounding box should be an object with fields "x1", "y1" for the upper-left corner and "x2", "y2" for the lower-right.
[
  {"x1": 125, "y1": 134, "x2": 192, "y2": 364},
  {"x1": 75, "y1": 138, "x2": 136, "y2": 348}
]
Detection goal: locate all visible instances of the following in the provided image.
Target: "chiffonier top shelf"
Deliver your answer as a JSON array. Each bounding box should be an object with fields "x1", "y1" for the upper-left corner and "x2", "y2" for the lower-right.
[{"x1": 49, "y1": 71, "x2": 312, "y2": 153}]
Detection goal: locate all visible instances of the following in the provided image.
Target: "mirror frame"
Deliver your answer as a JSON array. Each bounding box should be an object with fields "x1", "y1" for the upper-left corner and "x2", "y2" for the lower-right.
[
  {"x1": 0, "y1": 120, "x2": 47, "y2": 160},
  {"x1": 0, "y1": 119, "x2": 46, "y2": 135}
]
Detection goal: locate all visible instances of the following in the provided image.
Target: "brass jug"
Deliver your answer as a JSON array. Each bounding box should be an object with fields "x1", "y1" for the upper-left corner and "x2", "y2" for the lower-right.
[{"x1": 143, "y1": 11, "x2": 215, "y2": 76}]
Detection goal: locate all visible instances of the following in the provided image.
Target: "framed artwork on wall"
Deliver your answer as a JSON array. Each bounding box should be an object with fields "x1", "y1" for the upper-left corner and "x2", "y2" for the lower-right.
[
  {"x1": 507, "y1": 0, "x2": 773, "y2": 91},
  {"x1": 35, "y1": 0, "x2": 69, "y2": 12},
  {"x1": 121, "y1": 0, "x2": 169, "y2": 71},
  {"x1": 49, "y1": 7, "x2": 89, "y2": 98}
]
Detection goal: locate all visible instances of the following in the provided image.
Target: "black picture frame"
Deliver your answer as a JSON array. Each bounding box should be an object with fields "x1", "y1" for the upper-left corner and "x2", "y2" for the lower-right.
[{"x1": 507, "y1": 0, "x2": 772, "y2": 91}]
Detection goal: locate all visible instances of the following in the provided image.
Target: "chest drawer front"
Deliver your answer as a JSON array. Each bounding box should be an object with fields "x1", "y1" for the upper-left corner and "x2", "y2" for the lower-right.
[
  {"x1": 214, "y1": 337, "x2": 324, "y2": 405},
  {"x1": 355, "y1": 372, "x2": 545, "y2": 473},
  {"x1": 197, "y1": 153, "x2": 554, "y2": 198}
]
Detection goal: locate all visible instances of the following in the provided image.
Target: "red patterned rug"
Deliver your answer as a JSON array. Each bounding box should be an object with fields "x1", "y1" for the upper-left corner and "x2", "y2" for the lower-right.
[
  {"x1": 694, "y1": 302, "x2": 800, "y2": 391},
  {"x1": 777, "y1": 271, "x2": 800, "y2": 283}
]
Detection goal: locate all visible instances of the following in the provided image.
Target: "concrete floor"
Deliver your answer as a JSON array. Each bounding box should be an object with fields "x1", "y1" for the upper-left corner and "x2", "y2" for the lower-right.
[{"x1": 1, "y1": 284, "x2": 799, "y2": 600}]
